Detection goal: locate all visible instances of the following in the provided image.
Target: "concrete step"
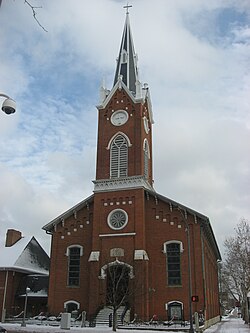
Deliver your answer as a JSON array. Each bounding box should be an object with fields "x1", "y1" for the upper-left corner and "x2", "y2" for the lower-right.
[{"x1": 95, "y1": 306, "x2": 129, "y2": 326}]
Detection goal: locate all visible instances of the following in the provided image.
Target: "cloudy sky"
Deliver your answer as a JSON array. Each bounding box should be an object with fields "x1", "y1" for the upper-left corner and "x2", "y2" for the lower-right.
[{"x1": 0, "y1": 0, "x2": 249, "y2": 255}]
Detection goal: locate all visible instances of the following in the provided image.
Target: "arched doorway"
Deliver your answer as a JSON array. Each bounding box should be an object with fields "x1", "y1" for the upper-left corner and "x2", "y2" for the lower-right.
[{"x1": 100, "y1": 259, "x2": 134, "y2": 306}]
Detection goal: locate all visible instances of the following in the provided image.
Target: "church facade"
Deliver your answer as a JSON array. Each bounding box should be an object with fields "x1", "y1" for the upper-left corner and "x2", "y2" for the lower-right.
[{"x1": 43, "y1": 12, "x2": 221, "y2": 327}]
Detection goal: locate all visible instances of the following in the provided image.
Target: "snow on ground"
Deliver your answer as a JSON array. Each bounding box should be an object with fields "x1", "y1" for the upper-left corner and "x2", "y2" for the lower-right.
[
  {"x1": 0, "y1": 324, "x2": 166, "y2": 333},
  {"x1": 1, "y1": 316, "x2": 250, "y2": 333},
  {"x1": 203, "y1": 317, "x2": 249, "y2": 333}
]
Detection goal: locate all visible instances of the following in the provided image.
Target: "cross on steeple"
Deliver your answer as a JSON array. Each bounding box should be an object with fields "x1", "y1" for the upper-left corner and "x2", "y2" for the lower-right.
[
  {"x1": 113, "y1": 3, "x2": 138, "y2": 94},
  {"x1": 123, "y1": 3, "x2": 132, "y2": 14}
]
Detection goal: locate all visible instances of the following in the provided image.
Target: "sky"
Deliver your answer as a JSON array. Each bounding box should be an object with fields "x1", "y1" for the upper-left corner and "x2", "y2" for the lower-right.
[{"x1": 0, "y1": 0, "x2": 249, "y2": 255}]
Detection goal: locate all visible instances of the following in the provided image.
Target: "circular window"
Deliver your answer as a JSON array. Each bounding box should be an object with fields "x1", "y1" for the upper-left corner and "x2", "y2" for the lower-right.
[{"x1": 107, "y1": 209, "x2": 128, "y2": 230}]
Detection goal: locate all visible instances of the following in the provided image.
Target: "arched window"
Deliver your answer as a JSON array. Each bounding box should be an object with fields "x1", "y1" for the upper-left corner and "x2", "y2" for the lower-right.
[
  {"x1": 143, "y1": 139, "x2": 150, "y2": 178},
  {"x1": 166, "y1": 301, "x2": 183, "y2": 321},
  {"x1": 163, "y1": 241, "x2": 182, "y2": 286},
  {"x1": 110, "y1": 134, "x2": 128, "y2": 178},
  {"x1": 66, "y1": 245, "x2": 83, "y2": 287}
]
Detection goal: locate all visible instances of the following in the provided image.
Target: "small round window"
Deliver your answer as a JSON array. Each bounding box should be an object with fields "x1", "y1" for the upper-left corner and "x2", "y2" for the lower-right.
[{"x1": 107, "y1": 209, "x2": 128, "y2": 230}]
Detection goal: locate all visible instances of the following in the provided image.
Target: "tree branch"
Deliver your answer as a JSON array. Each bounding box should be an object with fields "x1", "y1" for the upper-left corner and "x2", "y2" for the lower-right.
[{"x1": 24, "y1": 0, "x2": 48, "y2": 32}]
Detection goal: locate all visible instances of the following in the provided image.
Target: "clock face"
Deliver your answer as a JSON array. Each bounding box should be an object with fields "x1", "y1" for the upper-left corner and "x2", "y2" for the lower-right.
[
  {"x1": 143, "y1": 116, "x2": 149, "y2": 134},
  {"x1": 111, "y1": 110, "x2": 128, "y2": 126},
  {"x1": 107, "y1": 209, "x2": 128, "y2": 230}
]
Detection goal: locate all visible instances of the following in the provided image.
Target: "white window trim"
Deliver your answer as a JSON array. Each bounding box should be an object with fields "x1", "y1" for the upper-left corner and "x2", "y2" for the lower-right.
[
  {"x1": 107, "y1": 209, "x2": 128, "y2": 230},
  {"x1": 163, "y1": 240, "x2": 184, "y2": 254},
  {"x1": 64, "y1": 300, "x2": 80, "y2": 310},
  {"x1": 143, "y1": 139, "x2": 150, "y2": 179},
  {"x1": 143, "y1": 138, "x2": 150, "y2": 158},
  {"x1": 99, "y1": 259, "x2": 134, "y2": 280},
  {"x1": 165, "y1": 300, "x2": 183, "y2": 310},
  {"x1": 109, "y1": 134, "x2": 129, "y2": 178},
  {"x1": 106, "y1": 131, "x2": 132, "y2": 150},
  {"x1": 66, "y1": 245, "x2": 84, "y2": 256}
]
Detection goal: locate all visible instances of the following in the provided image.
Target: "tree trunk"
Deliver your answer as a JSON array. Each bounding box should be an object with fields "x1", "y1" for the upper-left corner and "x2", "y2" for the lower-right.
[
  {"x1": 244, "y1": 298, "x2": 249, "y2": 324},
  {"x1": 112, "y1": 309, "x2": 117, "y2": 332}
]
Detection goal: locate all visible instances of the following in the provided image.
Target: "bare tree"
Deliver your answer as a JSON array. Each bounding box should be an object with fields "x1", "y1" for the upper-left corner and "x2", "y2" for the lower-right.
[
  {"x1": 105, "y1": 260, "x2": 131, "y2": 331},
  {"x1": 222, "y1": 218, "x2": 250, "y2": 323},
  {"x1": 0, "y1": 0, "x2": 47, "y2": 32},
  {"x1": 24, "y1": 0, "x2": 47, "y2": 32},
  {"x1": 101, "y1": 258, "x2": 146, "y2": 332}
]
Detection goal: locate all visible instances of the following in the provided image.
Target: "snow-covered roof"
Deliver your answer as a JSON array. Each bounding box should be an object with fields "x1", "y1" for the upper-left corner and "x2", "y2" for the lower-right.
[{"x1": 0, "y1": 236, "x2": 49, "y2": 275}]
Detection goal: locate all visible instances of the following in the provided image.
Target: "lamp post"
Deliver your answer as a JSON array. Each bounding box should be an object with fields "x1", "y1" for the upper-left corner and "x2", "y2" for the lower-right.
[
  {"x1": 21, "y1": 287, "x2": 30, "y2": 327},
  {"x1": 177, "y1": 206, "x2": 194, "y2": 333},
  {"x1": 0, "y1": 93, "x2": 16, "y2": 114}
]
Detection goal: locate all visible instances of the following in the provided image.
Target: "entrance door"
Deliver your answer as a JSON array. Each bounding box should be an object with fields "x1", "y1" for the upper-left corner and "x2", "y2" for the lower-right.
[{"x1": 106, "y1": 263, "x2": 130, "y2": 306}]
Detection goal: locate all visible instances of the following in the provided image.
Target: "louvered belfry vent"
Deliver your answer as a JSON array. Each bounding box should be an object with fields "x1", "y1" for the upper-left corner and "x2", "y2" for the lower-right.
[{"x1": 110, "y1": 135, "x2": 128, "y2": 178}]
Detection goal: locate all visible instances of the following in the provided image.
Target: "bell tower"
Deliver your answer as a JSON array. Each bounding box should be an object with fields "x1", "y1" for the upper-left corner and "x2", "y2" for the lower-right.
[
  {"x1": 88, "y1": 9, "x2": 155, "y2": 318},
  {"x1": 93, "y1": 9, "x2": 154, "y2": 193}
]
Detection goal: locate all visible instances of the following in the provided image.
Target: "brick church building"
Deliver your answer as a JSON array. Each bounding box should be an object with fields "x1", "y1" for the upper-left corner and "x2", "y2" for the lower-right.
[{"x1": 43, "y1": 10, "x2": 221, "y2": 328}]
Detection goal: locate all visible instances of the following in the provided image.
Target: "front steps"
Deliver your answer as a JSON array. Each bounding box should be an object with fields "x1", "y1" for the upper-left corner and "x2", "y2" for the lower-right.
[{"x1": 95, "y1": 306, "x2": 130, "y2": 326}]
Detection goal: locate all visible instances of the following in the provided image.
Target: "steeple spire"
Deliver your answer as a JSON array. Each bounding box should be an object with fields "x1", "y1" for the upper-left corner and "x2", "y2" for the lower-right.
[{"x1": 113, "y1": 7, "x2": 139, "y2": 95}]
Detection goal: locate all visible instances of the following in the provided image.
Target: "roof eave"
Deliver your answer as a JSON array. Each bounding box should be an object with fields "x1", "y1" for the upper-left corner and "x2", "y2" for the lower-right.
[
  {"x1": 0, "y1": 267, "x2": 49, "y2": 275},
  {"x1": 146, "y1": 189, "x2": 221, "y2": 260},
  {"x1": 42, "y1": 194, "x2": 94, "y2": 232}
]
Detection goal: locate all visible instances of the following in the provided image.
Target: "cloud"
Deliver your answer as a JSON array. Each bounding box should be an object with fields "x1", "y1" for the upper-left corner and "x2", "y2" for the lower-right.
[{"x1": 0, "y1": 0, "x2": 249, "y2": 257}]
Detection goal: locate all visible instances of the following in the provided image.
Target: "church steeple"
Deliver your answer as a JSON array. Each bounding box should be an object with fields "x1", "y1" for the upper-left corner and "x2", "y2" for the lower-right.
[
  {"x1": 94, "y1": 7, "x2": 154, "y2": 193},
  {"x1": 113, "y1": 8, "x2": 139, "y2": 95}
]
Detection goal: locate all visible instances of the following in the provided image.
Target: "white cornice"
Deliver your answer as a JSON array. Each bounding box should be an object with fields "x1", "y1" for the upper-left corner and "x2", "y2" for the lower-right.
[
  {"x1": 93, "y1": 175, "x2": 154, "y2": 193},
  {"x1": 99, "y1": 232, "x2": 136, "y2": 238}
]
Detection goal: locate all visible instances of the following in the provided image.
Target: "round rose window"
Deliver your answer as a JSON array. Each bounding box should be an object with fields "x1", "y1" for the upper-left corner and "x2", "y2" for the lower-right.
[{"x1": 107, "y1": 209, "x2": 128, "y2": 230}]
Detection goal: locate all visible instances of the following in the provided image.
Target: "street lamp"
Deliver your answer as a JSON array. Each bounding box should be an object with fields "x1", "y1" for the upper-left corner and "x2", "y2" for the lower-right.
[
  {"x1": 0, "y1": 93, "x2": 16, "y2": 114},
  {"x1": 176, "y1": 206, "x2": 194, "y2": 333},
  {"x1": 21, "y1": 287, "x2": 30, "y2": 327}
]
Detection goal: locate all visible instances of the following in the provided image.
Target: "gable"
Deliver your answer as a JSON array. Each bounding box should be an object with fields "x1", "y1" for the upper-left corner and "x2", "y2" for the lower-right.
[
  {"x1": 15, "y1": 237, "x2": 49, "y2": 274},
  {"x1": 0, "y1": 236, "x2": 49, "y2": 274},
  {"x1": 43, "y1": 194, "x2": 94, "y2": 233}
]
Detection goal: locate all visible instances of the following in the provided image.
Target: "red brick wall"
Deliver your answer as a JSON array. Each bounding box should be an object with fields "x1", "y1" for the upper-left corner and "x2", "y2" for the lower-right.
[
  {"x1": 47, "y1": 201, "x2": 94, "y2": 315},
  {"x1": 203, "y1": 235, "x2": 220, "y2": 320},
  {"x1": 0, "y1": 270, "x2": 25, "y2": 317},
  {"x1": 5, "y1": 229, "x2": 22, "y2": 247},
  {"x1": 88, "y1": 188, "x2": 147, "y2": 316},
  {"x1": 47, "y1": 189, "x2": 220, "y2": 322},
  {"x1": 144, "y1": 193, "x2": 218, "y2": 321}
]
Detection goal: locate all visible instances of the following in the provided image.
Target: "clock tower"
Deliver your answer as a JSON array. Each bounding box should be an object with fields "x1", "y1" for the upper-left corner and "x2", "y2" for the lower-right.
[
  {"x1": 88, "y1": 10, "x2": 155, "y2": 317},
  {"x1": 94, "y1": 11, "x2": 154, "y2": 189}
]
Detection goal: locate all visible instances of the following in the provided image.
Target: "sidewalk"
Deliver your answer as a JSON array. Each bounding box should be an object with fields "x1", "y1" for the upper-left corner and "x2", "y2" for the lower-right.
[
  {"x1": 205, "y1": 315, "x2": 249, "y2": 332},
  {"x1": 0, "y1": 314, "x2": 249, "y2": 333}
]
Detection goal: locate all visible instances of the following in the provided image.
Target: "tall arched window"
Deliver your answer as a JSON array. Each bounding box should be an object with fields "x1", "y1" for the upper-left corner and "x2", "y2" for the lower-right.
[
  {"x1": 66, "y1": 245, "x2": 83, "y2": 287},
  {"x1": 143, "y1": 139, "x2": 150, "y2": 179},
  {"x1": 167, "y1": 243, "x2": 181, "y2": 285},
  {"x1": 163, "y1": 241, "x2": 183, "y2": 286},
  {"x1": 110, "y1": 134, "x2": 128, "y2": 178}
]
